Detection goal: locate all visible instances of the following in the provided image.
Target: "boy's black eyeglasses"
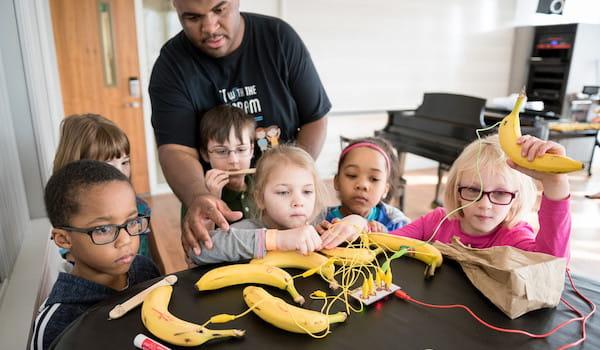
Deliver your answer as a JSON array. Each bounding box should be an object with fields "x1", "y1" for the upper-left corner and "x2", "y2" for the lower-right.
[
  {"x1": 457, "y1": 187, "x2": 517, "y2": 205},
  {"x1": 57, "y1": 215, "x2": 150, "y2": 245}
]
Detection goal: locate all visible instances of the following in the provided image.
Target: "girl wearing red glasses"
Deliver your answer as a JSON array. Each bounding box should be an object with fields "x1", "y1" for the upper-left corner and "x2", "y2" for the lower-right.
[{"x1": 389, "y1": 134, "x2": 571, "y2": 259}]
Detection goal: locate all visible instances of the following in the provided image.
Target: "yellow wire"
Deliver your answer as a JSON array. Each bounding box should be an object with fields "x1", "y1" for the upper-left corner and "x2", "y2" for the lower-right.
[
  {"x1": 201, "y1": 296, "x2": 267, "y2": 327},
  {"x1": 424, "y1": 122, "x2": 501, "y2": 243},
  {"x1": 380, "y1": 122, "x2": 502, "y2": 271},
  {"x1": 237, "y1": 169, "x2": 515, "y2": 338}
]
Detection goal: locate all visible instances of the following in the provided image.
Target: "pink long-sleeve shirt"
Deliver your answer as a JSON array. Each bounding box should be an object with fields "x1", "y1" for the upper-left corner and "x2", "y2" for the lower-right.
[{"x1": 389, "y1": 195, "x2": 571, "y2": 260}]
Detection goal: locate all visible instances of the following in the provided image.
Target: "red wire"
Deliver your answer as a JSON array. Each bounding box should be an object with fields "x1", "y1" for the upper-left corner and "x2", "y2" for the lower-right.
[
  {"x1": 394, "y1": 268, "x2": 596, "y2": 349},
  {"x1": 555, "y1": 268, "x2": 597, "y2": 350}
]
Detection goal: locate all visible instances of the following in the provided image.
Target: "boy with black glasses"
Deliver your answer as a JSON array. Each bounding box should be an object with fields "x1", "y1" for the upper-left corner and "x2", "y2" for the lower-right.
[{"x1": 31, "y1": 160, "x2": 159, "y2": 350}]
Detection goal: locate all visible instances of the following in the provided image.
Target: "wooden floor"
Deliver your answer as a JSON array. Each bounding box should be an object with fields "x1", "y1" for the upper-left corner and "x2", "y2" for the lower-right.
[{"x1": 145, "y1": 167, "x2": 600, "y2": 280}]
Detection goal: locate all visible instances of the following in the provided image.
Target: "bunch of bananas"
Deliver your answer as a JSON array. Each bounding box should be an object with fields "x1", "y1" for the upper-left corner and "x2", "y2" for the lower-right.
[
  {"x1": 498, "y1": 90, "x2": 584, "y2": 174},
  {"x1": 140, "y1": 234, "x2": 444, "y2": 345}
]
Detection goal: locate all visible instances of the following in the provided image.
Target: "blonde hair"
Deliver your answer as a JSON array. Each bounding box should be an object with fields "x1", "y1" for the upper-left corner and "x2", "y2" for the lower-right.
[
  {"x1": 443, "y1": 134, "x2": 537, "y2": 227},
  {"x1": 252, "y1": 144, "x2": 328, "y2": 222},
  {"x1": 53, "y1": 114, "x2": 130, "y2": 173}
]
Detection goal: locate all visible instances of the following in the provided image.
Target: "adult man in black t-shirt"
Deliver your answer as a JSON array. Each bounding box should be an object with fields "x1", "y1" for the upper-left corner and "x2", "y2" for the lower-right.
[{"x1": 149, "y1": 0, "x2": 331, "y2": 257}]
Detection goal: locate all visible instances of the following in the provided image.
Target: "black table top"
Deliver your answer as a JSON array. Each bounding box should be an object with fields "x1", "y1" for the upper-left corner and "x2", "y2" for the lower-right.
[{"x1": 51, "y1": 258, "x2": 599, "y2": 349}]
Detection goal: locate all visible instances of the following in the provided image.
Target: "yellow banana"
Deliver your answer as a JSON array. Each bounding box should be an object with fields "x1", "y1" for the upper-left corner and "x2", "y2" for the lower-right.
[
  {"x1": 368, "y1": 232, "x2": 442, "y2": 277},
  {"x1": 141, "y1": 285, "x2": 245, "y2": 347},
  {"x1": 318, "y1": 247, "x2": 379, "y2": 266},
  {"x1": 195, "y1": 263, "x2": 305, "y2": 304},
  {"x1": 250, "y1": 251, "x2": 338, "y2": 289},
  {"x1": 242, "y1": 286, "x2": 347, "y2": 334},
  {"x1": 498, "y1": 90, "x2": 583, "y2": 174}
]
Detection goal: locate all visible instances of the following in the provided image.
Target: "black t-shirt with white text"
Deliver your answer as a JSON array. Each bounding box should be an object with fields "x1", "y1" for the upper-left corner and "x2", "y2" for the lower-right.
[{"x1": 149, "y1": 12, "x2": 331, "y2": 159}]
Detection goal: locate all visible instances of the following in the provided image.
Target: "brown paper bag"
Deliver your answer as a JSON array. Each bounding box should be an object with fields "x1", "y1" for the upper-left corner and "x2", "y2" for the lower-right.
[{"x1": 433, "y1": 237, "x2": 567, "y2": 319}]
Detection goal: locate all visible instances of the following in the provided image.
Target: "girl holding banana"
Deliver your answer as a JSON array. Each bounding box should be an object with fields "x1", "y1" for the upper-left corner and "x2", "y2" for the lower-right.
[{"x1": 388, "y1": 134, "x2": 571, "y2": 259}]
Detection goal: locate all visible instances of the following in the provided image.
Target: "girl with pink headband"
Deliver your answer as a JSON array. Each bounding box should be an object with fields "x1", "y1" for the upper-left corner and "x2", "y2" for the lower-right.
[{"x1": 320, "y1": 137, "x2": 410, "y2": 248}]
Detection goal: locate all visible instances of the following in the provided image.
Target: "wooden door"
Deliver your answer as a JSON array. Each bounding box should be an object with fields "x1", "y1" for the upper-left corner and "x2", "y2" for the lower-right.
[{"x1": 50, "y1": 0, "x2": 149, "y2": 194}]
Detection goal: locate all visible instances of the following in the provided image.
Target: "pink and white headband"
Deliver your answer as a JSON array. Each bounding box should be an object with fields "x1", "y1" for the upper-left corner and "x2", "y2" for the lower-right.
[{"x1": 339, "y1": 142, "x2": 391, "y2": 171}]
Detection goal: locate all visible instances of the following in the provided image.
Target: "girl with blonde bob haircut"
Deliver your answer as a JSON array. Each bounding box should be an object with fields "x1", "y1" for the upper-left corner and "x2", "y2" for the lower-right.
[
  {"x1": 53, "y1": 114, "x2": 130, "y2": 173},
  {"x1": 443, "y1": 135, "x2": 538, "y2": 228},
  {"x1": 388, "y1": 134, "x2": 572, "y2": 259},
  {"x1": 189, "y1": 144, "x2": 369, "y2": 264}
]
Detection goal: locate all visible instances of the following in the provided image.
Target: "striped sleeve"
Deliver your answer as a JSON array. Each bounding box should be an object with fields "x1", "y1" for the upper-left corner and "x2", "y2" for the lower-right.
[{"x1": 30, "y1": 303, "x2": 61, "y2": 350}]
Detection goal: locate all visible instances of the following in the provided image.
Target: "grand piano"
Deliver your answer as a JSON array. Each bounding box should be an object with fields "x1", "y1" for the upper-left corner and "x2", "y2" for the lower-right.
[{"x1": 376, "y1": 93, "x2": 552, "y2": 209}]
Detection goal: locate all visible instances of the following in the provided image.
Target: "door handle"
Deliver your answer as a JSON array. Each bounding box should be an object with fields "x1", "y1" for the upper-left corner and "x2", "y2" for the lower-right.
[
  {"x1": 129, "y1": 77, "x2": 140, "y2": 98},
  {"x1": 124, "y1": 102, "x2": 140, "y2": 108}
]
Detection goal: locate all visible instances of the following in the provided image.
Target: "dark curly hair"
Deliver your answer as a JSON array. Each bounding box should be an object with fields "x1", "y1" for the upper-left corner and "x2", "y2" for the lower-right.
[
  {"x1": 338, "y1": 136, "x2": 400, "y2": 203},
  {"x1": 44, "y1": 159, "x2": 130, "y2": 228}
]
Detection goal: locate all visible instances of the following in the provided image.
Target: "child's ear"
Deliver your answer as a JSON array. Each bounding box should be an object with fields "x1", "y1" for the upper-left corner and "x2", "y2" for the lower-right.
[
  {"x1": 333, "y1": 174, "x2": 340, "y2": 191},
  {"x1": 253, "y1": 190, "x2": 265, "y2": 210},
  {"x1": 200, "y1": 149, "x2": 210, "y2": 163},
  {"x1": 382, "y1": 183, "x2": 390, "y2": 200},
  {"x1": 51, "y1": 228, "x2": 72, "y2": 250}
]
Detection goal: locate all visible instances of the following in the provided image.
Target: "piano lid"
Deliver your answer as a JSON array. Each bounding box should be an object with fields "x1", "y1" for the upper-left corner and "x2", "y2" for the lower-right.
[{"x1": 415, "y1": 93, "x2": 487, "y2": 129}]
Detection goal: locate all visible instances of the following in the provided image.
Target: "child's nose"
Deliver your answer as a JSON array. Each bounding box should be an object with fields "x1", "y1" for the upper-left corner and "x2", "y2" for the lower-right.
[
  {"x1": 291, "y1": 194, "x2": 303, "y2": 207},
  {"x1": 114, "y1": 227, "x2": 133, "y2": 246},
  {"x1": 354, "y1": 179, "x2": 368, "y2": 190},
  {"x1": 227, "y1": 151, "x2": 240, "y2": 160},
  {"x1": 477, "y1": 193, "x2": 494, "y2": 207}
]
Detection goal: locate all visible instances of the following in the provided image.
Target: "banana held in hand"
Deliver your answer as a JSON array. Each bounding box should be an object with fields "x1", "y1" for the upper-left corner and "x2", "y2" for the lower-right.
[
  {"x1": 243, "y1": 286, "x2": 347, "y2": 335},
  {"x1": 141, "y1": 285, "x2": 245, "y2": 347},
  {"x1": 195, "y1": 263, "x2": 305, "y2": 304},
  {"x1": 250, "y1": 251, "x2": 338, "y2": 289},
  {"x1": 498, "y1": 90, "x2": 583, "y2": 173},
  {"x1": 368, "y1": 233, "x2": 443, "y2": 277},
  {"x1": 319, "y1": 247, "x2": 379, "y2": 266}
]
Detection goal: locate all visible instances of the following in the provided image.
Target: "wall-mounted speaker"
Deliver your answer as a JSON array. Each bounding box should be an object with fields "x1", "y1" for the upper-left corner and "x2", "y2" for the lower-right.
[{"x1": 536, "y1": 0, "x2": 565, "y2": 14}]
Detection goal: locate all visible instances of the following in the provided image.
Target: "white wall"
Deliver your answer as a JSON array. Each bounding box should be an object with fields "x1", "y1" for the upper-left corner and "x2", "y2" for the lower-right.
[
  {"x1": 565, "y1": 23, "x2": 600, "y2": 112},
  {"x1": 0, "y1": 40, "x2": 30, "y2": 297},
  {"x1": 0, "y1": 0, "x2": 46, "y2": 219},
  {"x1": 0, "y1": 0, "x2": 63, "y2": 347},
  {"x1": 285, "y1": 0, "x2": 517, "y2": 112},
  {"x1": 0, "y1": 35, "x2": 52, "y2": 350}
]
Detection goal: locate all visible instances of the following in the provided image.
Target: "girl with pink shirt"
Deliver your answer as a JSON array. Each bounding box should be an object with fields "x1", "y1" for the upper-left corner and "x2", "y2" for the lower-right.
[{"x1": 389, "y1": 134, "x2": 571, "y2": 259}]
